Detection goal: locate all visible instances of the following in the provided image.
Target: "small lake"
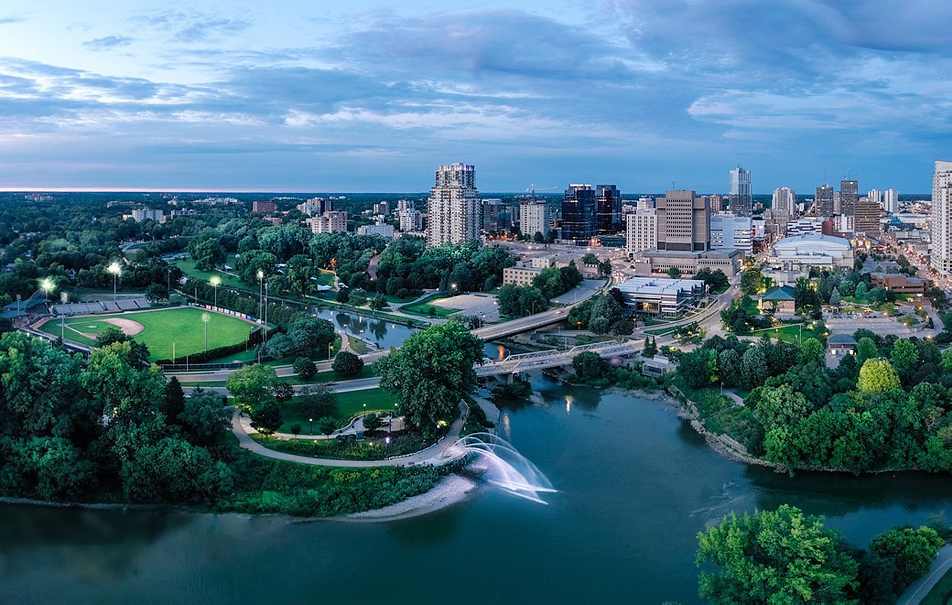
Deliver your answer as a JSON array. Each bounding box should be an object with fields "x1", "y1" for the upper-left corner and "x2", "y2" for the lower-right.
[{"x1": 4, "y1": 374, "x2": 951, "y2": 603}]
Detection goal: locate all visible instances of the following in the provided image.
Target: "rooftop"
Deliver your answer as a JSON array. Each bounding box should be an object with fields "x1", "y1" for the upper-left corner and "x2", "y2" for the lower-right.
[{"x1": 761, "y1": 285, "x2": 797, "y2": 301}]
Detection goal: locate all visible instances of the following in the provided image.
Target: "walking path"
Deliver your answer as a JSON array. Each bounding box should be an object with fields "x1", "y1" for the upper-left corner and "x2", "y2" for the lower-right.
[
  {"x1": 900, "y1": 544, "x2": 952, "y2": 604},
  {"x1": 231, "y1": 403, "x2": 469, "y2": 468}
]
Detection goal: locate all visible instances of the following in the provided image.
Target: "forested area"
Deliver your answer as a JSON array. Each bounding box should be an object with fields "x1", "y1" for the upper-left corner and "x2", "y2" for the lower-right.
[{"x1": 677, "y1": 329, "x2": 952, "y2": 474}]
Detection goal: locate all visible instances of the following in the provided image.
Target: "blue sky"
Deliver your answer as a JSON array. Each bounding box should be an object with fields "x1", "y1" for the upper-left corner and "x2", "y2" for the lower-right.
[{"x1": 0, "y1": 0, "x2": 949, "y2": 193}]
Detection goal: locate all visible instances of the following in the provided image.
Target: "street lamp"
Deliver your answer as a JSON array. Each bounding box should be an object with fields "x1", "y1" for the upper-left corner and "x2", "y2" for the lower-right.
[
  {"x1": 309, "y1": 417, "x2": 313, "y2": 434},
  {"x1": 202, "y1": 312, "x2": 210, "y2": 352},
  {"x1": 210, "y1": 275, "x2": 221, "y2": 309},
  {"x1": 107, "y1": 262, "x2": 121, "y2": 301}
]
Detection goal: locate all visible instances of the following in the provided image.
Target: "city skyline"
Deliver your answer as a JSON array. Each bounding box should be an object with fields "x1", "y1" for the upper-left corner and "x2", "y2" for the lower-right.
[{"x1": 0, "y1": 1, "x2": 950, "y2": 192}]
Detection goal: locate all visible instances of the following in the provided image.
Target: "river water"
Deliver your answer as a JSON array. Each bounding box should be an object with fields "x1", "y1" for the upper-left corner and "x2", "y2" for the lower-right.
[{"x1": 4, "y1": 374, "x2": 952, "y2": 603}]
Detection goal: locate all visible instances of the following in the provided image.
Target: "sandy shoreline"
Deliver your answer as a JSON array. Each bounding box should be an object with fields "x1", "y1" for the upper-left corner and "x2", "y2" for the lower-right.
[{"x1": 343, "y1": 474, "x2": 478, "y2": 522}]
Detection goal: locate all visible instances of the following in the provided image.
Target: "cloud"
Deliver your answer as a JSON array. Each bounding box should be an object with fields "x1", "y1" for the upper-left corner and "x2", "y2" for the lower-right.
[
  {"x1": 82, "y1": 35, "x2": 134, "y2": 51},
  {"x1": 132, "y1": 11, "x2": 250, "y2": 43},
  {"x1": 0, "y1": 16, "x2": 24, "y2": 26}
]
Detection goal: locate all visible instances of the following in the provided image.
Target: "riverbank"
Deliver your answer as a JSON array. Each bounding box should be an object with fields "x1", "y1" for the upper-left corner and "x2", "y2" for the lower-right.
[{"x1": 344, "y1": 474, "x2": 478, "y2": 522}]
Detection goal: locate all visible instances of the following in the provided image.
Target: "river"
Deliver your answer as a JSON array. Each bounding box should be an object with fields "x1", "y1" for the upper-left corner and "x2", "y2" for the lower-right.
[{"x1": 4, "y1": 374, "x2": 952, "y2": 603}]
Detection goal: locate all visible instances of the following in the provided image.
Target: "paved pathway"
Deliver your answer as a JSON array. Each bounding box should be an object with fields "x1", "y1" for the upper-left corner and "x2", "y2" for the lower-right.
[
  {"x1": 231, "y1": 403, "x2": 468, "y2": 468},
  {"x1": 900, "y1": 544, "x2": 952, "y2": 604}
]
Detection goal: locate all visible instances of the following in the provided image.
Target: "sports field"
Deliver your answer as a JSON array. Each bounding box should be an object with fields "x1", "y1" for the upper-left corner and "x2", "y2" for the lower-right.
[{"x1": 38, "y1": 306, "x2": 255, "y2": 362}]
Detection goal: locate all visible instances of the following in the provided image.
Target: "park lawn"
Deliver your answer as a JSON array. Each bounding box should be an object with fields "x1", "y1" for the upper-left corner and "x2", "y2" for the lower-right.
[
  {"x1": 177, "y1": 257, "x2": 245, "y2": 290},
  {"x1": 39, "y1": 307, "x2": 254, "y2": 362},
  {"x1": 316, "y1": 270, "x2": 336, "y2": 288},
  {"x1": 923, "y1": 568, "x2": 952, "y2": 605},
  {"x1": 400, "y1": 294, "x2": 460, "y2": 318},
  {"x1": 752, "y1": 323, "x2": 827, "y2": 345},
  {"x1": 279, "y1": 388, "x2": 397, "y2": 434}
]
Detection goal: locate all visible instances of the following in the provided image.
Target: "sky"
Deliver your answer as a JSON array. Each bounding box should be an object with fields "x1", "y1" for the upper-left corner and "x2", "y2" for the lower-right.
[{"x1": 0, "y1": 0, "x2": 949, "y2": 193}]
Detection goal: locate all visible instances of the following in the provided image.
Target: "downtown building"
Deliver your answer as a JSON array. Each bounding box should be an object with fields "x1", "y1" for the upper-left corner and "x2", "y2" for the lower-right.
[
  {"x1": 815, "y1": 184, "x2": 834, "y2": 217},
  {"x1": 519, "y1": 198, "x2": 550, "y2": 240},
  {"x1": 656, "y1": 190, "x2": 710, "y2": 252},
  {"x1": 772, "y1": 187, "x2": 797, "y2": 218},
  {"x1": 885, "y1": 189, "x2": 900, "y2": 214},
  {"x1": 624, "y1": 203, "x2": 657, "y2": 258},
  {"x1": 426, "y1": 163, "x2": 482, "y2": 247},
  {"x1": 710, "y1": 212, "x2": 753, "y2": 255},
  {"x1": 729, "y1": 165, "x2": 752, "y2": 216},
  {"x1": 310, "y1": 210, "x2": 348, "y2": 234},
  {"x1": 562, "y1": 184, "x2": 597, "y2": 242},
  {"x1": 840, "y1": 179, "x2": 858, "y2": 216},
  {"x1": 854, "y1": 198, "x2": 881, "y2": 235},
  {"x1": 595, "y1": 184, "x2": 622, "y2": 234},
  {"x1": 930, "y1": 160, "x2": 952, "y2": 275}
]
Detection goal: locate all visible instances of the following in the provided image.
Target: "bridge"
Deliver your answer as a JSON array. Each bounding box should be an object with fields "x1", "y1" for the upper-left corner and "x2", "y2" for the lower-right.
[
  {"x1": 475, "y1": 339, "x2": 637, "y2": 377},
  {"x1": 471, "y1": 308, "x2": 571, "y2": 341}
]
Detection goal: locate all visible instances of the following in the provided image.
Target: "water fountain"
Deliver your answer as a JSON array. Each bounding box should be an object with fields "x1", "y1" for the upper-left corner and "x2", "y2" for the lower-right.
[{"x1": 445, "y1": 432, "x2": 557, "y2": 504}]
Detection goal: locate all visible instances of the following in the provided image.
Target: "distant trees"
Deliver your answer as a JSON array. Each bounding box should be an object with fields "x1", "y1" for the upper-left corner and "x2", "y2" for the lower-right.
[
  {"x1": 532, "y1": 264, "x2": 583, "y2": 299},
  {"x1": 497, "y1": 284, "x2": 548, "y2": 317}
]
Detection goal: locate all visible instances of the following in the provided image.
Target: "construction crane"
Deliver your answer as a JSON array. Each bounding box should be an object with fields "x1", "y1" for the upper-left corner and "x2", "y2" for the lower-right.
[{"x1": 525, "y1": 184, "x2": 558, "y2": 195}]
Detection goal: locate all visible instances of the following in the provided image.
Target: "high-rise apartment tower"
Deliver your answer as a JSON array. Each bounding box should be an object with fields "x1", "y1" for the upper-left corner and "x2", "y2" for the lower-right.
[{"x1": 426, "y1": 163, "x2": 482, "y2": 247}]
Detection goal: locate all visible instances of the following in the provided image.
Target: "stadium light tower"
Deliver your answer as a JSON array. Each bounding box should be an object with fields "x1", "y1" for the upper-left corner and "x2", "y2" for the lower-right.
[
  {"x1": 257, "y1": 269, "x2": 264, "y2": 320},
  {"x1": 108, "y1": 262, "x2": 121, "y2": 301},
  {"x1": 202, "y1": 312, "x2": 210, "y2": 352},
  {"x1": 210, "y1": 275, "x2": 221, "y2": 308}
]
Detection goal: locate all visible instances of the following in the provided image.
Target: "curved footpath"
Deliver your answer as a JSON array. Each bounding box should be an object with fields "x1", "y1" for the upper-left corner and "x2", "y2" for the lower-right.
[{"x1": 231, "y1": 404, "x2": 468, "y2": 468}]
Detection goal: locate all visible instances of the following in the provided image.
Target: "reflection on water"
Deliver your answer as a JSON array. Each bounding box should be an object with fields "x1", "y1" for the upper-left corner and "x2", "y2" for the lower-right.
[
  {"x1": 0, "y1": 505, "x2": 191, "y2": 582},
  {"x1": 312, "y1": 307, "x2": 417, "y2": 350}
]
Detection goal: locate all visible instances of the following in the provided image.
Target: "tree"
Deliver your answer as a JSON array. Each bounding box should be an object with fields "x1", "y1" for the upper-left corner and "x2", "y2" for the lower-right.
[
  {"x1": 179, "y1": 390, "x2": 230, "y2": 446},
  {"x1": 572, "y1": 351, "x2": 609, "y2": 381},
  {"x1": 854, "y1": 281, "x2": 868, "y2": 302},
  {"x1": 236, "y1": 249, "x2": 278, "y2": 286},
  {"x1": 145, "y1": 283, "x2": 169, "y2": 303},
  {"x1": 868, "y1": 526, "x2": 943, "y2": 592},
  {"x1": 362, "y1": 412, "x2": 384, "y2": 432},
  {"x1": 161, "y1": 376, "x2": 186, "y2": 426},
  {"x1": 226, "y1": 363, "x2": 278, "y2": 412},
  {"x1": 696, "y1": 505, "x2": 859, "y2": 604},
  {"x1": 856, "y1": 336, "x2": 879, "y2": 367},
  {"x1": 332, "y1": 351, "x2": 364, "y2": 377},
  {"x1": 376, "y1": 322, "x2": 483, "y2": 431},
  {"x1": 740, "y1": 347, "x2": 768, "y2": 390},
  {"x1": 188, "y1": 235, "x2": 226, "y2": 270},
  {"x1": 740, "y1": 267, "x2": 763, "y2": 296},
  {"x1": 799, "y1": 337, "x2": 825, "y2": 366},
  {"x1": 643, "y1": 337, "x2": 657, "y2": 358},
  {"x1": 679, "y1": 349, "x2": 718, "y2": 388},
  {"x1": 891, "y1": 338, "x2": 920, "y2": 383},
  {"x1": 273, "y1": 382, "x2": 294, "y2": 403},
  {"x1": 755, "y1": 385, "x2": 810, "y2": 432},
  {"x1": 318, "y1": 416, "x2": 338, "y2": 435},
  {"x1": 296, "y1": 384, "x2": 336, "y2": 420},
  {"x1": 830, "y1": 289, "x2": 842, "y2": 306},
  {"x1": 285, "y1": 317, "x2": 335, "y2": 357},
  {"x1": 293, "y1": 356, "x2": 316, "y2": 380},
  {"x1": 667, "y1": 266, "x2": 682, "y2": 279},
  {"x1": 370, "y1": 293, "x2": 388, "y2": 310},
  {"x1": 250, "y1": 402, "x2": 283, "y2": 434},
  {"x1": 858, "y1": 359, "x2": 901, "y2": 393}
]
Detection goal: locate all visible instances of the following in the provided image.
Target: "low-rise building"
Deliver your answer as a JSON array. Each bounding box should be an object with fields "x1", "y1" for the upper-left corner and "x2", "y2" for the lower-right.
[
  {"x1": 252, "y1": 201, "x2": 277, "y2": 214},
  {"x1": 870, "y1": 272, "x2": 926, "y2": 294},
  {"x1": 759, "y1": 286, "x2": 797, "y2": 315},
  {"x1": 615, "y1": 276, "x2": 706, "y2": 316},
  {"x1": 768, "y1": 234, "x2": 854, "y2": 272},
  {"x1": 357, "y1": 223, "x2": 396, "y2": 239},
  {"x1": 828, "y1": 334, "x2": 857, "y2": 356},
  {"x1": 632, "y1": 249, "x2": 743, "y2": 277},
  {"x1": 309, "y1": 211, "x2": 348, "y2": 234},
  {"x1": 502, "y1": 266, "x2": 543, "y2": 287}
]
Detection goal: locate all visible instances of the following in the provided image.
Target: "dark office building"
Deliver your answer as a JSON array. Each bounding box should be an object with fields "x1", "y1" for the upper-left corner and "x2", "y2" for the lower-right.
[
  {"x1": 596, "y1": 184, "x2": 622, "y2": 234},
  {"x1": 562, "y1": 184, "x2": 596, "y2": 242},
  {"x1": 840, "y1": 179, "x2": 858, "y2": 216},
  {"x1": 815, "y1": 184, "x2": 834, "y2": 217}
]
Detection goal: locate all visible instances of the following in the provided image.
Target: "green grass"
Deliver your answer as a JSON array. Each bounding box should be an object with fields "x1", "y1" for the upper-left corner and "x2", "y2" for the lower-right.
[
  {"x1": 348, "y1": 337, "x2": 371, "y2": 355},
  {"x1": 399, "y1": 293, "x2": 460, "y2": 318},
  {"x1": 751, "y1": 323, "x2": 827, "y2": 345},
  {"x1": 176, "y1": 257, "x2": 245, "y2": 290},
  {"x1": 316, "y1": 270, "x2": 336, "y2": 288},
  {"x1": 923, "y1": 568, "x2": 952, "y2": 605},
  {"x1": 38, "y1": 307, "x2": 254, "y2": 362},
  {"x1": 278, "y1": 388, "x2": 397, "y2": 434}
]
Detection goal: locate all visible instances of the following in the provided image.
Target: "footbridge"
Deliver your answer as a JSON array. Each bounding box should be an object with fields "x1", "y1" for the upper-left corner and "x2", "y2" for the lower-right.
[{"x1": 475, "y1": 339, "x2": 637, "y2": 377}]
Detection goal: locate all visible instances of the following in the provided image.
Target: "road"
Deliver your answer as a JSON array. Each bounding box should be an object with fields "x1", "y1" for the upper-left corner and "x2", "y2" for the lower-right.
[
  {"x1": 189, "y1": 376, "x2": 382, "y2": 396},
  {"x1": 231, "y1": 403, "x2": 468, "y2": 468}
]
